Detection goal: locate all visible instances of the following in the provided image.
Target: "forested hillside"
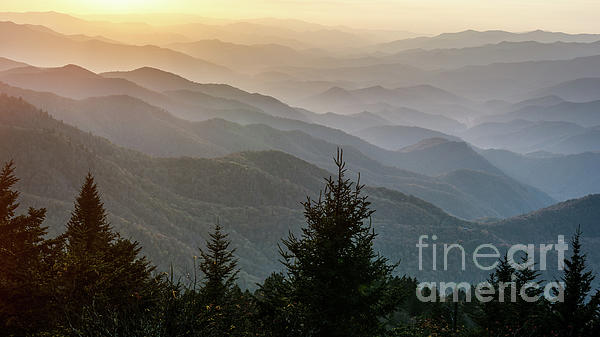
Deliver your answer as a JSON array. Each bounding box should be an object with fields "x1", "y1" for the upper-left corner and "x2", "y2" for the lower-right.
[
  {"x1": 1, "y1": 94, "x2": 597, "y2": 287},
  {"x1": 0, "y1": 84, "x2": 554, "y2": 220},
  {"x1": 0, "y1": 94, "x2": 482, "y2": 285},
  {"x1": 2, "y1": 135, "x2": 599, "y2": 336}
]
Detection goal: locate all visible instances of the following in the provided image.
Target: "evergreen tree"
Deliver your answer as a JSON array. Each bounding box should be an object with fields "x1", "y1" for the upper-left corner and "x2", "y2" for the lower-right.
[
  {"x1": 60, "y1": 173, "x2": 157, "y2": 335},
  {"x1": 198, "y1": 223, "x2": 239, "y2": 303},
  {"x1": 513, "y1": 256, "x2": 547, "y2": 335},
  {"x1": 0, "y1": 161, "x2": 18, "y2": 223},
  {"x1": 475, "y1": 253, "x2": 550, "y2": 336},
  {"x1": 280, "y1": 149, "x2": 399, "y2": 337},
  {"x1": 61, "y1": 173, "x2": 115, "y2": 321},
  {"x1": 0, "y1": 161, "x2": 60, "y2": 335},
  {"x1": 65, "y1": 173, "x2": 115, "y2": 254},
  {"x1": 197, "y1": 223, "x2": 248, "y2": 336},
  {"x1": 476, "y1": 254, "x2": 517, "y2": 336},
  {"x1": 551, "y1": 227, "x2": 600, "y2": 336}
]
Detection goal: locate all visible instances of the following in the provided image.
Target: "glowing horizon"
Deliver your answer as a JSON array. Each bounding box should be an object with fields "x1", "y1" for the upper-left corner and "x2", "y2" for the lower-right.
[{"x1": 1, "y1": 0, "x2": 600, "y2": 34}]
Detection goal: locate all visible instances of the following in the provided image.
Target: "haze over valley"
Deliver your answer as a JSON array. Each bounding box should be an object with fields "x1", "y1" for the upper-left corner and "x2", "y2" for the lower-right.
[{"x1": 1, "y1": 4, "x2": 600, "y2": 335}]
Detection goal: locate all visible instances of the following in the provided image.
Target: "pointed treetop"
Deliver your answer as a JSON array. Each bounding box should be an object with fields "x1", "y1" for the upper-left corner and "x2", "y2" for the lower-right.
[
  {"x1": 562, "y1": 226, "x2": 594, "y2": 305},
  {"x1": 65, "y1": 172, "x2": 115, "y2": 251},
  {"x1": 199, "y1": 222, "x2": 239, "y2": 303},
  {"x1": 0, "y1": 160, "x2": 19, "y2": 223},
  {"x1": 279, "y1": 148, "x2": 396, "y2": 336}
]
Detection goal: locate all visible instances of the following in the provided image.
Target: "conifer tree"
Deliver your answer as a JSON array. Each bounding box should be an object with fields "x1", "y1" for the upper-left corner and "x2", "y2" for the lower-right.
[
  {"x1": 65, "y1": 173, "x2": 115, "y2": 254},
  {"x1": 0, "y1": 161, "x2": 60, "y2": 335},
  {"x1": 513, "y1": 256, "x2": 547, "y2": 334},
  {"x1": 197, "y1": 223, "x2": 245, "y2": 336},
  {"x1": 476, "y1": 253, "x2": 550, "y2": 336},
  {"x1": 61, "y1": 173, "x2": 156, "y2": 335},
  {"x1": 62, "y1": 173, "x2": 115, "y2": 315},
  {"x1": 280, "y1": 149, "x2": 399, "y2": 337},
  {"x1": 552, "y1": 228, "x2": 600, "y2": 336},
  {"x1": 198, "y1": 223, "x2": 239, "y2": 303},
  {"x1": 476, "y1": 254, "x2": 516, "y2": 336}
]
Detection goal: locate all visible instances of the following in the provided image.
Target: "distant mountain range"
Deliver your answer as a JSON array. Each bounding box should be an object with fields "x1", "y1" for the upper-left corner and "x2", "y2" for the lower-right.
[
  {"x1": 0, "y1": 64, "x2": 165, "y2": 100},
  {"x1": 1, "y1": 93, "x2": 596, "y2": 285},
  {"x1": 5, "y1": 16, "x2": 600, "y2": 109},
  {"x1": 5, "y1": 58, "x2": 598, "y2": 214},
  {"x1": 0, "y1": 56, "x2": 28, "y2": 71},
  {"x1": 462, "y1": 120, "x2": 600, "y2": 154},
  {"x1": 533, "y1": 77, "x2": 600, "y2": 102},
  {"x1": 0, "y1": 21, "x2": 236, "y2": 83},
  {"x1": 0, "y1": 11, "x2": 415, "y2": 50},
  {"x1": 1, "y1": 12, "x2": 600, "y2": 289},
  {"x1": 166, "y1": 39, "x2": 326, "y2": 72},
  {"x1": 432, "y1": 55, "x2": 600, "y2": 99},
  {"x1": 480, "y1": 149, "x2": 600, "y2": 201},
  {"x1": 2, "y1": 94, "x2": 599, "y2": 285},
  {"x1": 395, "y1": 138, "x2": 505, "y2": 176},
  {"x1": 0, "y1": 64, "x2": 309, "y2": 122},
  {"x1": 267, "y1": 55, "x2": 600, "y2": 102},
  {"x1": 354, "y1": 125, "x2": 460, "y2": 150},
  {"x1": 299, "y1": 110, "x2": 390, "y2": 133},
  {"x1": 375, "y1": 29, "x2": 600, "y2": 53},
  {"x1": 0, "y1": 82, "x2": 554, "y2": 220},
  {"x1": 102, "y1": 66, "x2": 309, "y2": 121},
  {"x1": 486, "y1": 100, "x2": 600, "y2": 127},
  {"x1": 371, "y1": 40, "x2": 600, "y2": 70},
  {"x1": 301, "y1": 85, "x2": 467, "y2": 132}
]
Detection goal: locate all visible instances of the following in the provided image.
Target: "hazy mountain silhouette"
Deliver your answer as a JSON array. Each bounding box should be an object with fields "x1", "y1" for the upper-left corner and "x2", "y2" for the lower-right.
[
  {"x1": 0, "y1": 56, "x2": 29, "y2": 71},
  {"x1": 1, "y1": 93, "x2": 578, "y2": 284},
  {"x1": 298, "y1": 110, "x2": 390, "y2": 132},
  {"x1": 0, "y1": 11, "x2": 191, "y2": 45},
  {"x1": 164, "y1": 21, "x2": 372, "y2": 50},
  {"x1": 375, "y1": 40, "x2": 600, "y2": 70},
  {"x1": 481, "y1": 149, "x2": 600, "y2": 200},
  {"x1": 375, "y1": 29, "x2": 600, "y2": 53},
  {"x1": 0, "y1": 64, "x2": 165, "y2": 100},
  {"x1": 277, "y1": 54, "x2": 600, "y2": 100},
  {"x1": 507, "y1": 95, "x2": 566, "y2": 111},
  {"x1": 490, "y1": 194, "x2": 600, "y2": 241},
  {"x1": 533, "y1": 77, "x2": 600, "y2": 102},
  {"x1": 488, "y1": 100, "x2": 600, "y2": 126},
  {"x1": 302, "y1": 85, "x2": 466, "y2": 132},
  {"x1": 395, "y1": 138, "x2": 505, "y2": 176},
  {"x1": 0, "y1": 92, "x2": 554, "y2": 219},
  {"x1": 546, "y1": 127, "x2": 600, "y2": 154},
  {"x1": 267, "y1": 62, "x2": 428, "y2": 90},
  {"x1": 355, "y1": 125, "x2": 460, "y2": 150},
  {"x1": 432, "y1": 55, "x2": 600, "y2": 99},
  {"x1": 0, "y1": 21, "x2": 235, "y2": 83},
  {"x1": 462, "y1": 120, "x2": 599, "y2": 154},
  {"x1": 0, "y1": 64, "x2": 313, "y2": 123},
  {"x1": 0, "y1": 11, "x2": 418, "y2": 49},
  {"x1": 102, "y1": 67, "x2": 309, "y2": 121},
  {"x1": 167, "y1": 39, "x2": 327, "y2": 72},
  {"x1": 439, "y1": 168, "x2": 554, "y2": 218}
]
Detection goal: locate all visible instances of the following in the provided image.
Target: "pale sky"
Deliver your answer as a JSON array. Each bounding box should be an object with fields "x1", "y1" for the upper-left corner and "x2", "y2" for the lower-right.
[{"x1": 2, "y1": 0, "x2": 600, "y2": 34}]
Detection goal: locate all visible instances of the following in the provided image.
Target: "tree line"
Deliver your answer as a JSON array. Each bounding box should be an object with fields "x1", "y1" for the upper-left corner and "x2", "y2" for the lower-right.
[{"x1": 1, "y1": 151, "x2": 599, "y2": 336}]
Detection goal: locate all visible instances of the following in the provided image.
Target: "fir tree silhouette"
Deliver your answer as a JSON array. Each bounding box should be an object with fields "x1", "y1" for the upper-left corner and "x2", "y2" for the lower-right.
[
  {"x1": 552, "y1": 227, "x2": 600, "y2": 336},
  {"x1": 280, "y1": 149, "x2": 398, "y2": 337},
  {"x1": 199, "y1": 222, "x2": 239, "y2": 303},
  {"x1": 0, "y1": 161, "x2": 59, "y2": 335}
]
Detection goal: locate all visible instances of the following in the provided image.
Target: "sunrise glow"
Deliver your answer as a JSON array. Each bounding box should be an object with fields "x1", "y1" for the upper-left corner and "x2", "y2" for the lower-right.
[{"x1": 0, "y1": 0, "x2": 599, "y2": 33}]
